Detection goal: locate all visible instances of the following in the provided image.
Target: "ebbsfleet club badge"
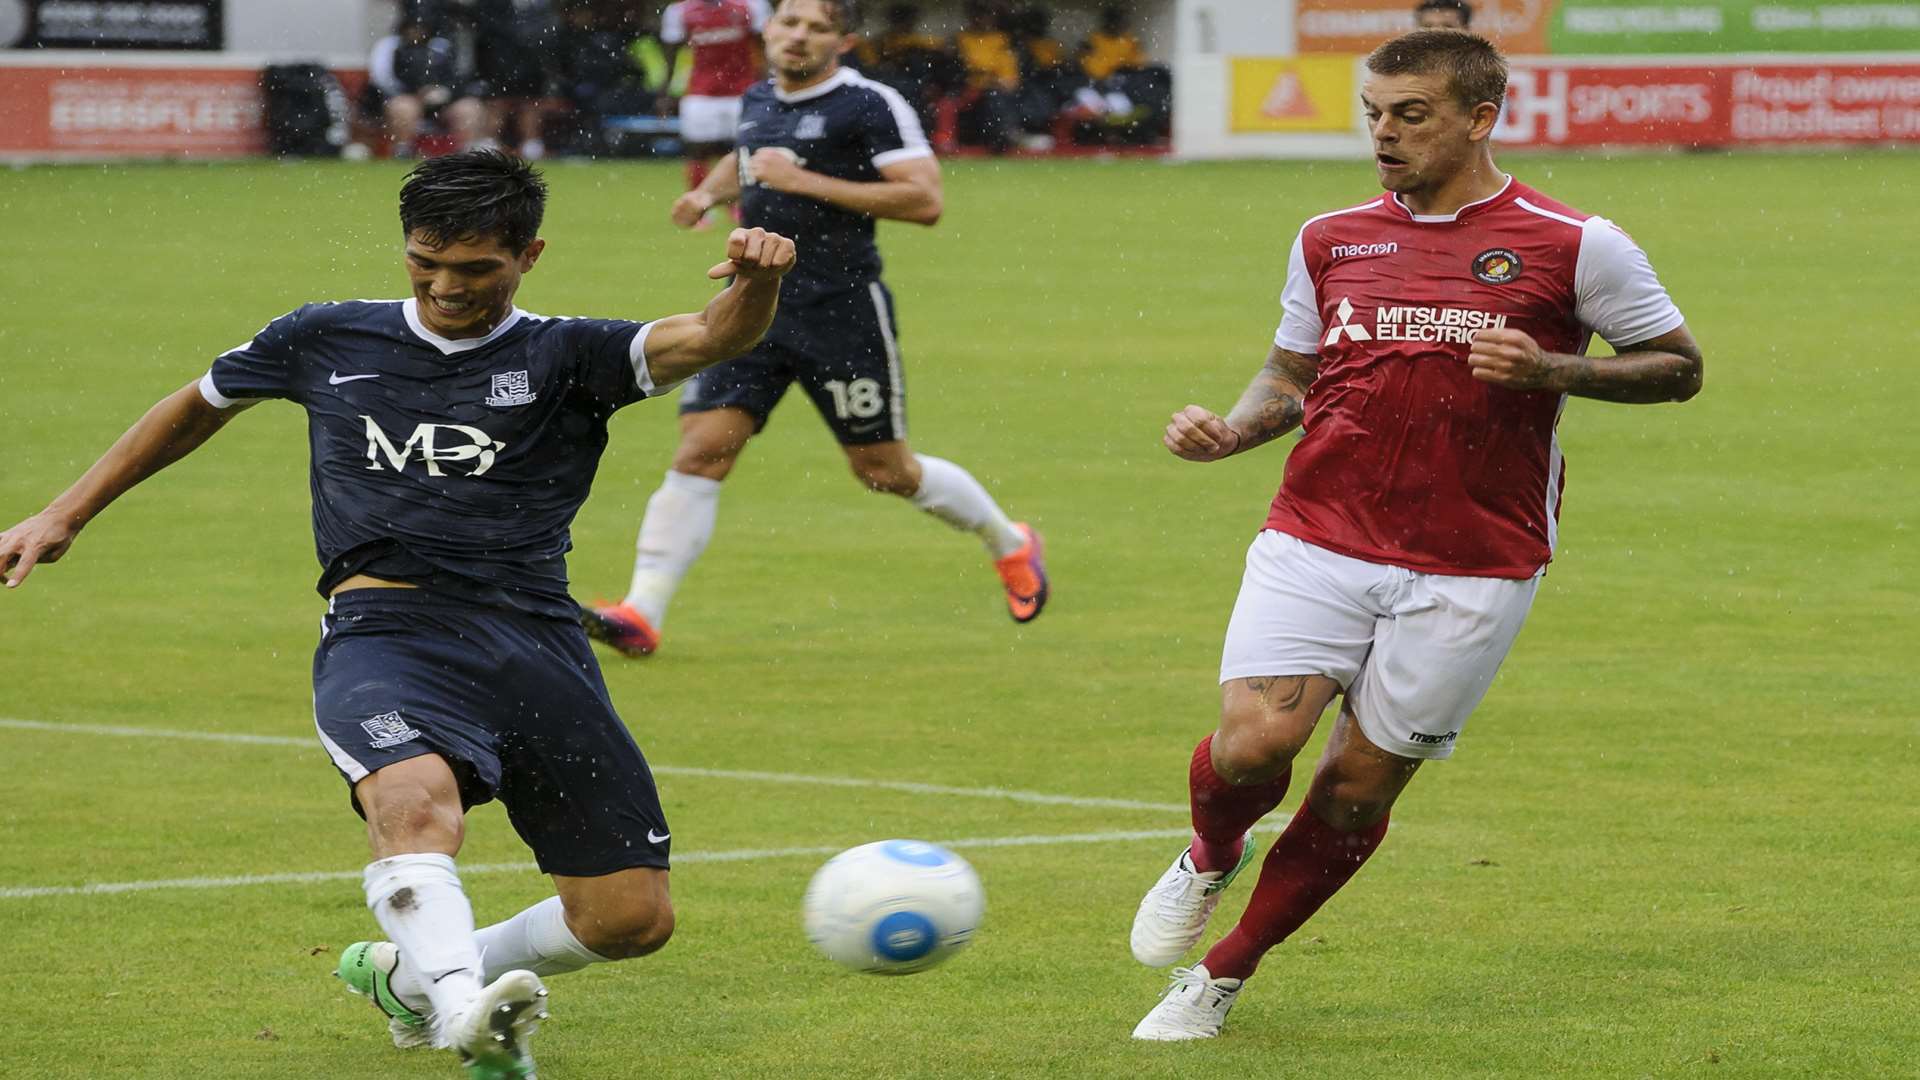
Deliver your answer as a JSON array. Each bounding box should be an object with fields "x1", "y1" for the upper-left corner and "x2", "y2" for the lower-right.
[{"x1": 1472, "y1": 248, "x2": 1522, "y2": 284}]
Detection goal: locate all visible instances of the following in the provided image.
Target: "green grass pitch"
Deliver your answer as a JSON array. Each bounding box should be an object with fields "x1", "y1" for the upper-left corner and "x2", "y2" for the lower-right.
[{"x1": 0, "y1": 151, "x2": 1915, "y2": 1078}]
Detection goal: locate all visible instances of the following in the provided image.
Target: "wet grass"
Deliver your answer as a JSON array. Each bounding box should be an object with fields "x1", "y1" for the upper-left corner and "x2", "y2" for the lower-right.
[{"x1": 1, "y1": 150, "x2": 1916, "y2": 1078}]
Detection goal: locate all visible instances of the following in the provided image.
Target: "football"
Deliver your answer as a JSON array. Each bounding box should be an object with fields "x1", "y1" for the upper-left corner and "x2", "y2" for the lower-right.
[{"x1": 802, "y1": 840, "x2": 985, "y2": 974}]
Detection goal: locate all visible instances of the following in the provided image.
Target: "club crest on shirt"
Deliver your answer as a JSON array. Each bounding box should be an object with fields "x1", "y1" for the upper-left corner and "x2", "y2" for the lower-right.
[
  {"x1": 1471, "y1": 248, "x2": 1523, "y2": 284},
  {"x1": 795, "y1": 113, "x2": 826, "y2": 140},
  {"x1": 485, "y1": 370, "x2": 538, "y2": 407}
]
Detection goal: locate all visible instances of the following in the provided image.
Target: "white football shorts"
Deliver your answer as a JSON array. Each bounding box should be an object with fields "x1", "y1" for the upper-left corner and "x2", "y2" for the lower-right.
[
  {"x1": 678, "y1": 94, "x2": 745, "y2": 144},
  {"x1": 1219, "y1": 530, "x2": 1540, "y2": 760}
]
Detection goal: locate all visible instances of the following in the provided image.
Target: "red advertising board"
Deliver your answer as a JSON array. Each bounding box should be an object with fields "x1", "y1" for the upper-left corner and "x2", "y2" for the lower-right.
[
  {"x1": 1497, "y1": 59, "x2": 1920, "y2": 147},
  {"x1": 0, "y1": 57, "x2": 365, "y2": 159}
]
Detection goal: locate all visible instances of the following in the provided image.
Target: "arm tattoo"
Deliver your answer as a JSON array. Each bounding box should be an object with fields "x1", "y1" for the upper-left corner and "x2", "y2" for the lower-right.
[
  {"x1": 1225, "y1": 347, "x2": 1318, "y2": 454},
  {"x1": 1558, "y1": 335, "x2": 1704, "y2": 404}
]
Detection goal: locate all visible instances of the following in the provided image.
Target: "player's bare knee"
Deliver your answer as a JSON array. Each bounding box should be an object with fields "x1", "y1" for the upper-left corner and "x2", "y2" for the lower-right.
[
  {"x1": 1214, "y1": 687, "x2": 1319, "y2": 780},
  {"x1": 575, "y1": 896, "x2": 675, "y2": 959},
  {"x1": 365, "y1": 789, "x2": 463, "y2": 853},
  {"x1": 1305, "y1": 770, "x2": 1398, "y2": 832}
]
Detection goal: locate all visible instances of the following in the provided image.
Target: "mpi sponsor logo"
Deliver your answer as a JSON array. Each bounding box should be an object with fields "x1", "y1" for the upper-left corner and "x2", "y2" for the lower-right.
[
  {"x1": 362, "y1": 416, "x2": 507, "y2": 477},
  {"x1": 1326, "y1": 299, "x2": 1509, "y2": 346}
]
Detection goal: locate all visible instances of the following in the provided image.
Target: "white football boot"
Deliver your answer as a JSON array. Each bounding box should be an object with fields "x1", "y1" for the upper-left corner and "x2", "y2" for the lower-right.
[
  {"x1": 1129, "y1": 832, "x2": 1255, "y2": 967},
  {"x1": 443, "y1": 969, "x2": 549, "y2": 1080},
  {"x1": 1131, "y1": 964, "x2": 1244, "y2": 1041}
]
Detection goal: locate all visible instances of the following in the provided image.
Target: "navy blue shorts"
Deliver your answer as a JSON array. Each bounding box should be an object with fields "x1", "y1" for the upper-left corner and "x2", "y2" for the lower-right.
[
  {"x1": 678, "y1": 279, "x2": 905, "y2": 445},
  {"x1": 312, "y1": 590, "x2": 670, "y2": 876}
]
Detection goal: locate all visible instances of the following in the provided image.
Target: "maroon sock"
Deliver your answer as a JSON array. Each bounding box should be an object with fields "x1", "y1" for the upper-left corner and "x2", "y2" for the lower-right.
[
  {"x1": 684, "y1": 159, "x2": 710, "y2": 192},
  {"x1": 1200, "y1": 801, "x2": 1389, "y2": 980},
  {"x1": 1188, "y1": 734, "x2": 1291, "y2": 873}
]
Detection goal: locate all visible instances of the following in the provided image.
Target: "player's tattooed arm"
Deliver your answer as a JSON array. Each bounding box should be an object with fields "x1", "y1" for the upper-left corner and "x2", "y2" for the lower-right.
[
  {"x1": 1469, "y1": 325, "x2": 1704, "y2": 404},
  {"x1": 0, "y1": 380, "x2": 248, "y2": 588},
  {"x1": 643, "y1": 227, "x2": 798, "y2": 385},
  {"x1": 1163, "y1": 346, "x2": 1318, "y2": 463}
]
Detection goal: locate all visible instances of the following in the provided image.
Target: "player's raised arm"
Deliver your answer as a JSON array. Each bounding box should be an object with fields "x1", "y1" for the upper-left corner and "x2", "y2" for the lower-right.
[
  {"x1": 642, "y1": 226, "x2": 798, "y2": 386},
  {"x1": 1164, "y1": 345, "x2": 1320, "y2": 463},
  {"x1": 746, "y1": 150, "x2": 943, "y2": 226},
  {"x1": 0, "y1": 380, "x2": 250, "y2": 588}
]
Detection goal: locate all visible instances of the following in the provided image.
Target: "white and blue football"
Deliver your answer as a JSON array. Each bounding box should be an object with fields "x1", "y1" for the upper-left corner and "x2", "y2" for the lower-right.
[{"x1": 802, "y1": 840, "x2": 985, "y2": 974}]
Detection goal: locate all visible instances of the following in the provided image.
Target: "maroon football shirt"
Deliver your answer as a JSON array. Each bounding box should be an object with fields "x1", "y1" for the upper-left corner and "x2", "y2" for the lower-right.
[
  {"x1": 662, "y1": 0, "x2": 770, "y2": 97},
  {"x1": 1267, "y1": 176, "x2": 1684, "y2": 579}
]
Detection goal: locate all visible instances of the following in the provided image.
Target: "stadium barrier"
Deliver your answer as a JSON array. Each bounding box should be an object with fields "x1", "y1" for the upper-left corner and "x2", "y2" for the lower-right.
[
  {"x1": 0, "y1": 50, "x2": 363, "y2": 161},
  {"x1": 1175, "y1": 52, "x2": 1920, "y2": 158}
]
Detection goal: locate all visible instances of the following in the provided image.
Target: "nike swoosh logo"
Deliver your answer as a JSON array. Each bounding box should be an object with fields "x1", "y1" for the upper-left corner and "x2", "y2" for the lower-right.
[
  {"x1": 848, "y1": 420, "x2": 888, "y2": 435},
  {"x1": 329, "y1": 372, "x2": 380, "y2": 385},
  {"x1": 647, "y1": 829, "x2": 670, "y2": 844}
]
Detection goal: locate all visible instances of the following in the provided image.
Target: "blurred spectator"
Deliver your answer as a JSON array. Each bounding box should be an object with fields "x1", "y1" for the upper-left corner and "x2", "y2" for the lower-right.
[
  {"x1": 1078, "y1": 3, "x2": 1145, "y2": 83},
  {"x1": 362, "y1": 16, "x2": 487, "y2": 158},
  {"x1": 859, "y1": 3, "x2": 958, "y2": 133},
  {"x1": 1066, "y1": 4, "x2": 1169, "y2": 145},
  {"x1": 953, "y1": 1, "x2": 1019, "y2": 153},
  {"x1": 1009, "y1": 5, "x2": 1072, "y2": 148},
  {"x1": 661, "y1": 0, "x2": 769, "y2": 223},
  {"x1": 1414, "y1": 0, "x2": 1474, "y2": 29},
  {"x1": 554, "y1": 1, "x2": 658, "y2": 156},
  {"x1": 452, "y1": 0, "x2": 569, "y2": 160}
]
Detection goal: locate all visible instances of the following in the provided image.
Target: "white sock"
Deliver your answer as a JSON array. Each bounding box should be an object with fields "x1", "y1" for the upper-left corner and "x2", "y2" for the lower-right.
[
  {"x1": 472, "y1": 896, "x2": 612, "y2": 981},
  {"x1": 624, "y1": 470, "x2": 723, "y2": 627},
  {"x1": 364, "y1": 854, "x2": 484, "y2": 1044},
  {"x1": 909, "y1": 454, "x2": 1025, "y2": 558}
]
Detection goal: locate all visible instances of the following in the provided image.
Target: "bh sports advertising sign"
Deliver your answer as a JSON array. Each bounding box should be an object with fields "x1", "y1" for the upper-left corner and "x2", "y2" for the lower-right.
[
  {"x1": 1496, "y1": 58, "x2": 1920, "y2": 146},
  {"x1": 1293, "y1": 0, "x2": 1920, "y2": 55}
]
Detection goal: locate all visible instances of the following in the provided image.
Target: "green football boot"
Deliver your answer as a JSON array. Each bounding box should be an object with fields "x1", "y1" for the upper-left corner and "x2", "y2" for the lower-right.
[{"x1": 337, "y1": 941, "x2": 432, "y2": 1049}]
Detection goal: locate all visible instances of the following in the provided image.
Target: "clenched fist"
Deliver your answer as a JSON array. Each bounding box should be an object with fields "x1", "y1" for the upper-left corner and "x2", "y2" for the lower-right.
[
  {"x1": 707, "y1": 227, "x2": 797, "y2": 282},
  {"x1": 1163, "y1": 404, "x2": 1243, "y2": 462}
]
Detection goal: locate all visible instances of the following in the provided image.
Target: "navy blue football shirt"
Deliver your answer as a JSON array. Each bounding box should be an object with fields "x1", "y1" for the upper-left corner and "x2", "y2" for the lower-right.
[
  {"x1": 202, "y1": 299, "x2": 659, "y2": 619},
  {"x1": 735, "y1": 67, "x2": 931, "y2": 305}
]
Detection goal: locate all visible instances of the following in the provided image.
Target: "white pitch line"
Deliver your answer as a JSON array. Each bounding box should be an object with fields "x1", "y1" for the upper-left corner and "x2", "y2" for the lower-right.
[
  {"x1": 0, "y1": 717, "x2": 1186, "y2": 814},
  {"x1": 0, "y1": 828, "x2": 1192, "y2": 900}
]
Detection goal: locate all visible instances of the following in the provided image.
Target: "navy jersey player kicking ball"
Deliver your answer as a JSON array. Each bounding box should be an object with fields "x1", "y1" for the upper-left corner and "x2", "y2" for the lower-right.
[
  {"x1": 0, "y1": 151, "x2": 796, "y2": 1079},
  {"x1": 580, "y1": 0, "x2": 1048, "y2": 658}
]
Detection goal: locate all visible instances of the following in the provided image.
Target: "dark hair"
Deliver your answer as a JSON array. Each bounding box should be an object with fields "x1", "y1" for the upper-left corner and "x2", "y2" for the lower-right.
[
  {"x1": 778, "y1": 0, "x2": 861, "y2": 31},
  {"x1": 398, "y1": 149, "x2": 548, "y2": 253},
  {"x1": 1367, "y1": 29, "x2": 1506, "y2": 114},
  {"x1": 1414, "y1": 0, "x2": 1473, "y2": 27}
]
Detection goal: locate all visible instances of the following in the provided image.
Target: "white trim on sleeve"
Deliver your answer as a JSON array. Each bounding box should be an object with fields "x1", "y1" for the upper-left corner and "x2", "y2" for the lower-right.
[
  {"x1": 849, "y1": 72, "x2": 932, "y2": 168},
  {"x1": 627, "y1": 320, "x2": 664, "y2": 396},
  {"x1": 1574, "y1": 216, "x2": 1686, "y2": 349},
  {"x1": 660, "y1": 2, "x2": 687, "y2": 44},
  {"x1": 1274, "y1": 228, "x2": 1323, "y2": 355},
  {"x1": 747, "y1": 0, "x2": 772, "y2": 30},
  {"x1": 198, "y1": 371, "x2": 242, "y2": 409}
]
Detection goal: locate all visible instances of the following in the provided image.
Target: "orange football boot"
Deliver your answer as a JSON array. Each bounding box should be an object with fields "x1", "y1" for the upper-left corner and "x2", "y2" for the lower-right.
[
  {"x1": 994, "y1": 523, "x2": 1049, "y2": 623},
  {"x1": 579, "y1": 600, "x2": 660, "y2": 657}
]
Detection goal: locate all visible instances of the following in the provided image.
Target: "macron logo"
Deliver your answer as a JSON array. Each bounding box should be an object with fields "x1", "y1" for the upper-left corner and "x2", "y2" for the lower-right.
[
  {"x1": 1330, "y1": 241, "x2": 1397, "y2": 261},
  {"x1": 1324, "y1": 297, "x2": 1373, "y2": 345}
]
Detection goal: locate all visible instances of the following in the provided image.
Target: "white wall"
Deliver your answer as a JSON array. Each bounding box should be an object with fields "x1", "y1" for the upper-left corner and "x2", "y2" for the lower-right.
[
  {"x1": 1170, "y1": 0, "x2": 1370, "y2": 159},
  {"x1": 225, "y1": 0, "x2": 377, "y2": 63}
]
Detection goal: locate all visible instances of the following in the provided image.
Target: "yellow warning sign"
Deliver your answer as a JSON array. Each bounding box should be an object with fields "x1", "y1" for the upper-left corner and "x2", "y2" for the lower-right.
[{"x1": 1230, "y1": 57, "x2": 1356, "y2": 133}]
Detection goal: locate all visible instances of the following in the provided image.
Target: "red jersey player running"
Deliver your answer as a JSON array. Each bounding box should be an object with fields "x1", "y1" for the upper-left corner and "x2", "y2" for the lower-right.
[
  {"x1": 664, "y1": 0, "x2": 772, "y2": 223},
  {"x1": 1128, "y1": 30, "x2": 1704, "y2": 1040}
]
